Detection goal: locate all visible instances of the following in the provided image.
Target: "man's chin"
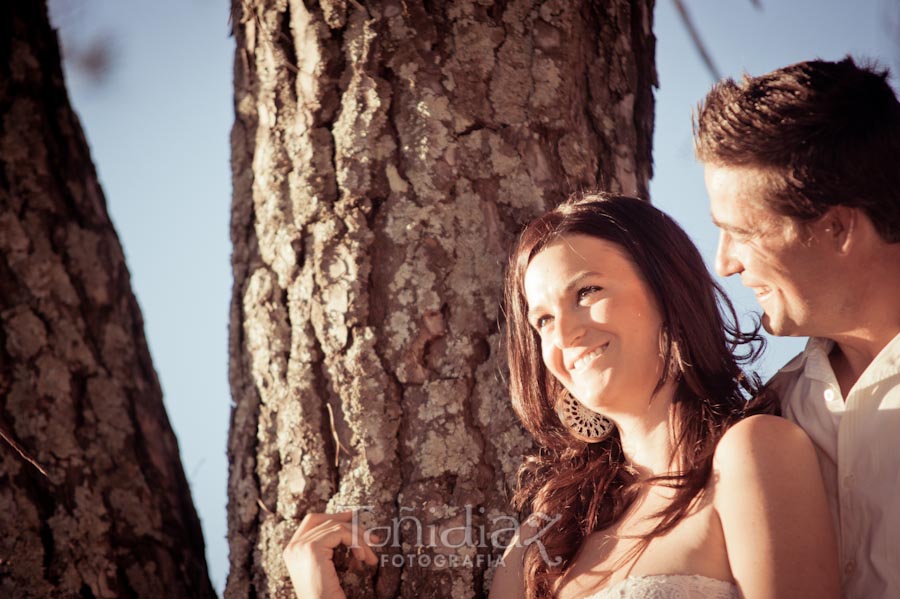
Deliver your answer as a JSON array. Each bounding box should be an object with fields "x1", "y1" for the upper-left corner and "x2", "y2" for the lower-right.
[
  {"x1": 761, "y1": 311, "x2": 792, "y2": 336},
  {"x1": 761, "y1": 312, "x2": 804, "y2": 337},
  {"x1": 760, "y1": 313, "x2": 775, "y2": 335}
]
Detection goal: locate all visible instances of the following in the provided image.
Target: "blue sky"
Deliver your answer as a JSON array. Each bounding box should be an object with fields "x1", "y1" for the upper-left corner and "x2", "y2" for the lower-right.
[{"x1": 48, "y1": 0, "x2": 897, "y2": 595}]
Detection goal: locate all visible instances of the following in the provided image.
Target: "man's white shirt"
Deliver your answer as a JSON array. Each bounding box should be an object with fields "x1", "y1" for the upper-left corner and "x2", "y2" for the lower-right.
[{"x1": 771, "y1": 332, "x2": 900, "y2": 599}]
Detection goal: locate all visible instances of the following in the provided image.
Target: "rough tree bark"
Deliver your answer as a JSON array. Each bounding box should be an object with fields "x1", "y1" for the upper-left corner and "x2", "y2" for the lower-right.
[
  {"x1": 0, "y1": 3, "x2": 215, "y2": 598},
  {"x1": 227, "y1": 1, "x2": 655, "y2": 598}
]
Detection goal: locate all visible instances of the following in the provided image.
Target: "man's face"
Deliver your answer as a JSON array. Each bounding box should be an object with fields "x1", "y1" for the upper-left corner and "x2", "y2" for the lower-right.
[{"x1": 704, "y1": 164, "x2": 837, "y2": 337}]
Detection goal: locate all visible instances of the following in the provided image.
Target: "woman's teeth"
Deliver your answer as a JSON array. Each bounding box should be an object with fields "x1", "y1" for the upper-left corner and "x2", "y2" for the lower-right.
[{"x1": 573, "y1": 345, "x2": 606, "y2": 371}]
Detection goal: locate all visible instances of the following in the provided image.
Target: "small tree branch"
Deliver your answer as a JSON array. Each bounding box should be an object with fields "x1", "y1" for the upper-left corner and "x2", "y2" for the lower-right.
[
  {"x1": 0, "y1": 419, "x2": 49, "y2": 478},
  {"x1": 672, "y1": 0, "x2": 723, "y2": 82}
]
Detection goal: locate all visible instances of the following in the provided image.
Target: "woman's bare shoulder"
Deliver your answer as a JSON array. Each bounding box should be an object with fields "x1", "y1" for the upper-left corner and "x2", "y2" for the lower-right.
[
  {"x1": 710, "y1": 413, "x2": 821, "y2": 512},
  {"x1": 713, "y1": 414, "x2": 813, "y2": 472}
]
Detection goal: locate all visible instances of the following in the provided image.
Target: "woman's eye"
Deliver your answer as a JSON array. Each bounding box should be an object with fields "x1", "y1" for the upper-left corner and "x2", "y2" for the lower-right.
[
  {"x1": 577, "y1": 286, "x2": 602, "y2": 301},
  {"x1": 535, "y1": 315, "x2": 551, "y2": 329}
]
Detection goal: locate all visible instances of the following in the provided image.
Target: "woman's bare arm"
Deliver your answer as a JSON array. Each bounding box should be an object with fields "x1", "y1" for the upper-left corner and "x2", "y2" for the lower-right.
[
  {"x1": 714, "y1": 414, "x2": 840, "y2": 599},
  {"x1": 488, "y1": 521, "x2": 539, "y2": 598}
]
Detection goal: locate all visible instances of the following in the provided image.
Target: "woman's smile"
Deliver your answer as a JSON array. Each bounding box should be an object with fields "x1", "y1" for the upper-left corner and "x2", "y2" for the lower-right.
[{"x1": 570, "y1": 342, "x2": 610, "y2": 372}]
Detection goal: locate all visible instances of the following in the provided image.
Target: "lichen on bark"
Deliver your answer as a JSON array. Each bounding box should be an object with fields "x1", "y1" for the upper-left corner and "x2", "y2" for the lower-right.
[{"x1": 227, "y1": 1, "x2": 655, "y2": 597}]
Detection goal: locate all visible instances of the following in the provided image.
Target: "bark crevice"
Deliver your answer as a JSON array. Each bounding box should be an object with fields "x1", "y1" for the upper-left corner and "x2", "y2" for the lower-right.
[{"x1": 227, "y1": 1, "x2": 655, "y2": 597}]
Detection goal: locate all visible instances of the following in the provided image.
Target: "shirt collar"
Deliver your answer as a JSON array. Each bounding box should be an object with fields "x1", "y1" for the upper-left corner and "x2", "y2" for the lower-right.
[
  {"x1": 776, "y1": 332, "x2": 900, "y2": 388},
  {"x1": 776, "y1": 336, "x2": 833, "y2": 378}
]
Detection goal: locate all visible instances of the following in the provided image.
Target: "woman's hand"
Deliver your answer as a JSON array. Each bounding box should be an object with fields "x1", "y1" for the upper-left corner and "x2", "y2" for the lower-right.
[{"x1": 282, "y1": 510, "x2": 380, "y2": 599}]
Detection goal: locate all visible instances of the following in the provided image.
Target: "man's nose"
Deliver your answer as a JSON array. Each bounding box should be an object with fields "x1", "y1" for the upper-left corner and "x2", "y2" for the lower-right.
[{"x1": 714, "y1": 230, "x2": 743, "y2": 277}]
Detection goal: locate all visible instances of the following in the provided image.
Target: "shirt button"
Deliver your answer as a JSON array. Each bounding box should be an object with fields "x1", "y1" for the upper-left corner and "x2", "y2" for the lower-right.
[
  {"x1": 844, "y1": 560, "x2": 856, "y2": 576},
  {"x1": 842, "y1": 474, "x2": 855, "y2": 488},
  {"x1": 824, "y1": 388, "x2": 837, "y2": 402}
]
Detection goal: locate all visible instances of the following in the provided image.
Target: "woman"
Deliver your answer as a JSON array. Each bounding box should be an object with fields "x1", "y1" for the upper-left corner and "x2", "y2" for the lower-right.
[{"x1": 284, "y1": 193, "x2": 839, "y2": 598}]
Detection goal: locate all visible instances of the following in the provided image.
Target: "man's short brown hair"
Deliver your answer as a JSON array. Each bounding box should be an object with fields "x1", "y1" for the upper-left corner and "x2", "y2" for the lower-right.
[{"x1": 694, "y1": 57, "x2": 900, "y2": 243}]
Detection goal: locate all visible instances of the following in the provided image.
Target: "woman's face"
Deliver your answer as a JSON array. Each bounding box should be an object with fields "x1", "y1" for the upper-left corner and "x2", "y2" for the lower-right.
[{"x1": 523, "y1": 234, "x2": 665, "y2": 414}]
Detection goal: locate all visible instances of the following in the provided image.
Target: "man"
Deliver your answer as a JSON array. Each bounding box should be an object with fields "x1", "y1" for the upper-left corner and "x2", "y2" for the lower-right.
[{"x1": 694, "y1": 57, "x2": 900, "y2": 598}]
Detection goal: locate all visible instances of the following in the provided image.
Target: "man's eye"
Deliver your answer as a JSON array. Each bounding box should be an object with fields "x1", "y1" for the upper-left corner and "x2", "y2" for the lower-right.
[{"x1": 577, "y1": 286, "x2": 602, "y2": 301}]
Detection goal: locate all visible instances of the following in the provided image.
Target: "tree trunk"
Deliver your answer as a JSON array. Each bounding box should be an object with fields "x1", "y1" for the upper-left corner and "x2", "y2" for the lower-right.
[
  {"x1": 0, "y1": 3, "x2": 215, "y2": 598},
  {"x1": 226, "y1": 1, "x2": 655, "y2": 597}
]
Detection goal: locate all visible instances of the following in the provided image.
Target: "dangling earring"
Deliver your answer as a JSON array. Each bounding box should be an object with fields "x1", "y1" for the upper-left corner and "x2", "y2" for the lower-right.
[{"x1": 556, "y1": 392, "x2": 614, "y2": 443}]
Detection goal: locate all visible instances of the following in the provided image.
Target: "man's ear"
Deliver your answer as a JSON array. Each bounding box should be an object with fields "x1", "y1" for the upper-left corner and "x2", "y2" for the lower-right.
[{"x1": 821, "y1": 206, "x2": 857, "y2": 254}]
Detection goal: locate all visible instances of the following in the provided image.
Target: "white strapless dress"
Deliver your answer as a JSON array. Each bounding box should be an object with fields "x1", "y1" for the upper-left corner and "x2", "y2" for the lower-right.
[{"x1": 581, "y1": 574, "x2": 740, "y2": 599}]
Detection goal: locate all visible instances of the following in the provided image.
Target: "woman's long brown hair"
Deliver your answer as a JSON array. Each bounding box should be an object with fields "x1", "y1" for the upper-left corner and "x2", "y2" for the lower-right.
[{"x1": 503, "y1": 193, "x2": 778, "y2": 598}]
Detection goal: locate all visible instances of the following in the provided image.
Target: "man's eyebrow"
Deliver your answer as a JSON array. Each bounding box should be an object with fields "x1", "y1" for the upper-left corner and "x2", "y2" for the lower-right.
[{"x1": 710, "y1": 215, "x2": 751, "y2": 234}]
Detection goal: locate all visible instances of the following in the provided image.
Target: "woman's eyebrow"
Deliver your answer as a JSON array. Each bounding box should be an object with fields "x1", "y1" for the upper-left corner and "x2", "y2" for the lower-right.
[
  {"x1": 526, "y1": 270, "x2": 605, "y2": 320},
  {"x1": 561, "y1": 270, "x2": 606, "y2": 291}
]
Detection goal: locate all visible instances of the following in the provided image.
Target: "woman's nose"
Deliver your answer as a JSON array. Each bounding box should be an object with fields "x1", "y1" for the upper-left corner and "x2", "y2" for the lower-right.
[{"x1": 553, "y1": 310, "x2": 585, "y2": 348}]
